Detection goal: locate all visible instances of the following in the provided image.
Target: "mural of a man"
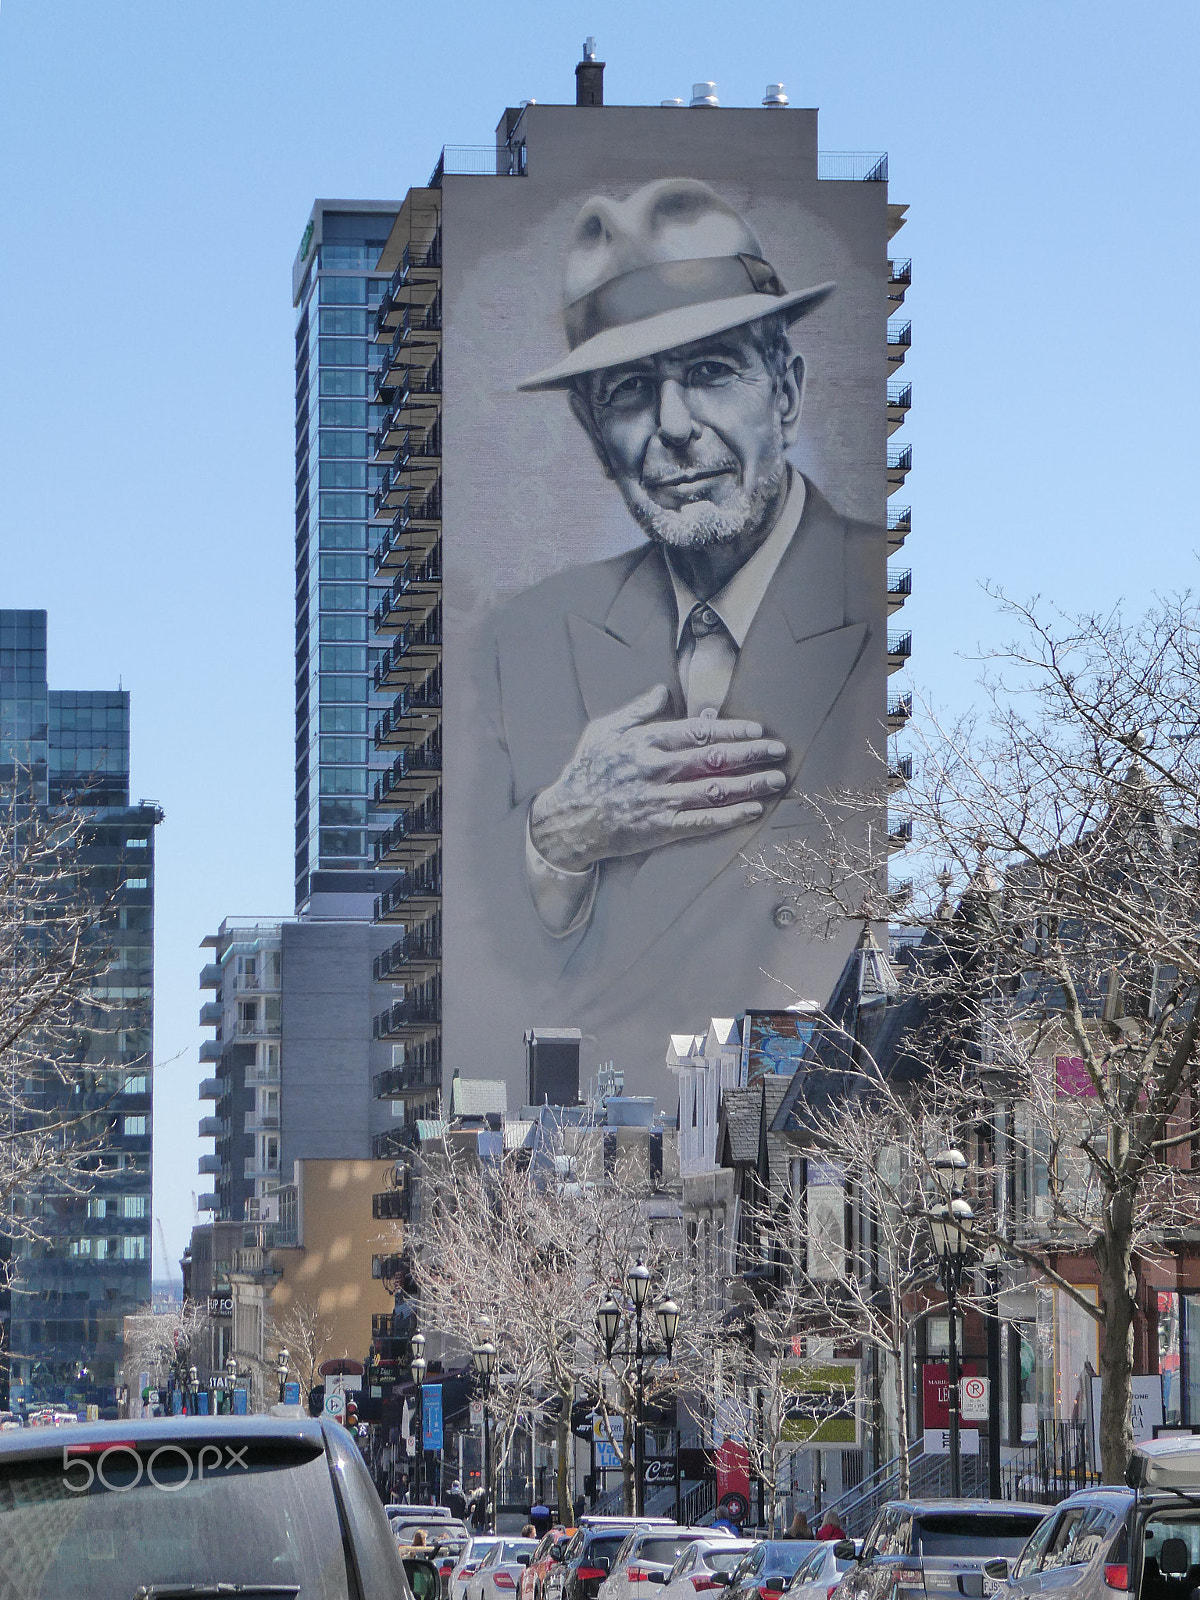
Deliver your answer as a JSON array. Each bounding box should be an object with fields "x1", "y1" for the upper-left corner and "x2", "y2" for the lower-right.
[{"x1": 474, "y1": 177, "x2": 884, "y2": 1040}]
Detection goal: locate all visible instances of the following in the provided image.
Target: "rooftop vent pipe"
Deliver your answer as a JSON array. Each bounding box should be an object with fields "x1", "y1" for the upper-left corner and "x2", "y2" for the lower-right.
[
  {"x1": 576, "y1": 37, "x2": 604, "y2": 106},
  {"x1": 762, "y1": 83, "x2": 789, "y2": 106},
  {"x1": 690, "y1": 82, "x2": 719, "y2": 107}
]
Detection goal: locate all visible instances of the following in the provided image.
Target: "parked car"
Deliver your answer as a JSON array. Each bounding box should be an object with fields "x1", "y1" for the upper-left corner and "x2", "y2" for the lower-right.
[
  {"x1": 562, "y1": 1524, "x2": 659, "y2": 1600},
  {"x1": 786, "y1": 1541, "x2": 857, "y2": 1600},
  {"x1": 457, "y1": 1536, "x2": 506, "y2": 1600},
  {"x1": 521, "y1": 1526, "x2": 578, "y2": 1600},
  {"x1": 724, "y1": 1541, "x2": 823, "y2": 1600},
  {"x1": 833, "y1": 1500, "x2": 1053, "y2": 1600},
  {"x1": 991, "y1": 1437, "x2": 1200, "y2": 1600},
  {"x1": 600, "y1": 1527, "x2": 732, "y2": 1600},
  {"x1": 0, "y1": 1411, "x2": 439, "y2": 1600},
  {"x1": 465, "y1": 1538, "x2": 542, "y2": 1600},
  {"x1": 660, "y1": 1537, "x2": 757, "y2": 1600}
]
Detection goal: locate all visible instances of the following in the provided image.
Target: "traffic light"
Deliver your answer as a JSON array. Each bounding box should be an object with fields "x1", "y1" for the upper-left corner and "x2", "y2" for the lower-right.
[{"x1": 344, "y1": 1396, "x2": 359, "y2": 1431}]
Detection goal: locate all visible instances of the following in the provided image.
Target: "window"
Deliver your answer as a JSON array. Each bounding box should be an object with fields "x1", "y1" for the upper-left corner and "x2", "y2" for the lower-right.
[
  {"x1": 319, "y1": 404, "x2": 367, "y2": 431},
  {"x1": 319, "y1": 585, "x2": 367, "y2": 612},
  {"x1": 320, "y1": 799, "x2": 367, "y2": 825},
  {"x1": 319, "y1": 461, "x2": 366, "y2": 490},
  {"x1": 125, "y1": 836, "x2": 147, "y2": 849},
  {"x1": 87, "y1": 1198, "x2": 108, "y2": 1219},
  {"x1": 320, "y1": 766, "x2": 368, "y2": 794},
  {"x1": 123, "y1": 1073, "x2": 147, "y2": 1095},
  {"x1": 320, "y1": 737, "x2": 368, "y2": 764},
  {"x1": 319, "y1": 306, "x2": 367, "y2": 336},
  {"x1": 318, "y1": 521, "x2": 367, "y2": 550},
  {"x1": 123, "y1": 877, "x2": 148, "y2": 890},
  {"x1": 320, "y1": 706, "x2": 368, "y2": 734},
  {"x1": 319, "y1": 646, "x2": 367, "y2": 674},
  {"x1": 320, "y1": 553, "x2": 369, "y2": 581},
  {"x1": 319, "y1": 369, "x2": 368, "y2": 398},
  {"x1": 319, "y1": 276, "x2": 366, "y2": 304},
  {"x1": 319, "y1": 675, "x2": 368, "y2": 703},
  {"x1": 318, "y1": 491, "x2": 367, "y2": 518},
  {"x1": 123, "y1": 1195, "x2": 147, "y2": 1219},
  {"x1": 319, "y1": 337, "x2": 367, "y2": 366},
  {"x1": 319, "y1": 430, "x2": 367, "y2": 459},
  {"x1": 120, "y1": 1234, "x2": 147, "y2": 1260}
]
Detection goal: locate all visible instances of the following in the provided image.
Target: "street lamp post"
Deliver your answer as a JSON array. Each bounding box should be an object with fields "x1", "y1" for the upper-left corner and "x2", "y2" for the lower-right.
[
  {"x1": 597, "y1": 1264, "x2": 680, "y2": 1518},
  {"x1": 224, "y1": 1353, "x2": 238, "y2": 1415},
  {"x1": 411, "y1": 1331, "x2": 427, "y2": 1505},
  {"x1": 276, "y1": 1347, "x2": 290, "y2": 1406},
  {"x1": 188, "y1": 1365, "x2": 199, "y2": 1417},
  {"x1": 927, "y1": 1147, "x2": 974, "y2": 1498},
  {"x1": 472, "y1": 1338, "x2": 498, "y2": 1530}
]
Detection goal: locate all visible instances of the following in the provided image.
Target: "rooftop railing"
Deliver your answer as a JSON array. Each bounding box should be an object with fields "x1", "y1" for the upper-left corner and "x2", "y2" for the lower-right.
[{"x1": 818, "y1": 151, "x2": 888, "y2": 181}]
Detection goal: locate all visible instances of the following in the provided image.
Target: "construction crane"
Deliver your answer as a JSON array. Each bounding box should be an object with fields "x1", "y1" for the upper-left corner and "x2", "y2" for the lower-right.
[{"x1": 155, "y1": 1218, "x2": 179, "y2": 1308}]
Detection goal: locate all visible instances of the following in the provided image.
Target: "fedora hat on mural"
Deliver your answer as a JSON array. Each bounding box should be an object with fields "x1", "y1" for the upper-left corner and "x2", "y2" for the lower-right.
[{"x1": 518, "y1": 177, "x2": 835, "y2": 391}]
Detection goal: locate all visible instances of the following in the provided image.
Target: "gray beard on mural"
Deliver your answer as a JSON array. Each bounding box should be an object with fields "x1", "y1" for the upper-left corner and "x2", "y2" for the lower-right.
[{"x1": 465, "y1": 177, "x2": 886, "y2": 1078}]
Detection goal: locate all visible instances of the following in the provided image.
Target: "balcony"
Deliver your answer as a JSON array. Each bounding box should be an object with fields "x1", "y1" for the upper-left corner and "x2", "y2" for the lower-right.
[
  {"x1": 373, "y1": 256, "x2": 441, "y2": 340},
  {"x1": 373, "y1": 615, "x2": 442, "y2": 692},
  {"x1": 887, "y1": 505, "x2": 911, "y2": 552},
  {"x1": 886, "y1": 443, "x2": 912, "y2": 490},
  {"x1": 375, "y1": 859, "x2": 443, "y2": 923},
  {"x1": 198, "y1": 1077, "x2": 225, "y2": 1101},
  {"x1": 197, "y1": 1193, "x2": 218, "y2": 1212},
  {"x1": 374, "y1": 1059, "x2": 443, "y2": 1095},
  {"x1": 373, "y1": 740, "x2": 442, "y2": 810},
  {"x1": 887, "y1": 692, "x2": 913, "y2": 731},
  {"x1": 199, "y1": 1038, "x2": 222, "y2": 1063},
  {"x1": 199, "y1": 1116, "x2": 222, "y2": 1139},
  {"x1": 887, "y1": 631, "x2": 912, "y2": 672},
  {"x1": 236, "y1": 1015, "x2": 280, "y2": 1040},
  {"x1": 243, "y1": 1156, "x2": 281, "y2": 1182},
  {"x1": 887, "y1": 569, "x2": 911, "y2": 613},
  {"x1": 199, "y1": 962, "x2": 222, "y2": 989},
  {"x1": 199, "y1": 1000, "x2": 222, "y2": 1028},
  {"x1": 888, "y1": 819, "x2": 913, "y2": 853},
  {"x1": 887, "y1": 320, "x2": 911, "y2": 369},
  {"x1": 374, "y1": 676, "x2": 443, "y2": 750},
  {"x1": 888, "y1": 754, "x2": 914, "y2": 793},
  {"x1": 198, "y1": 1153, "x2": 222, "y2": 1176},
  {"x1": 373, "y1": 552, "x2": 442, "y2": 634},
  {"x1": 886, "y1": 381, "x2": 911, "y2": 436},
  {"x1": 372, "y1": 442, "x2": 442, "y2": 516},
  {"x1": 887, "y1": 258, "x2": 912, "y2": 308},
  {"x1": 373, "y1": 799, "x2": 442, "y2": 868},
  {"x1": 372, "y1": 488, "x2": 442, "y2": 571},
  {"x1": 245, "y1": 1062, "x2": 281, "y2": 1086},
  {"x1": 244, "y1": 1113, "x2": 280, "y2": 1135},
  {"x1": 373, "y1": 925, "x2": 443, "y2": 981},
  {"x1": 373, "y1": 1188, "x2": 410, "y2": 1221}
]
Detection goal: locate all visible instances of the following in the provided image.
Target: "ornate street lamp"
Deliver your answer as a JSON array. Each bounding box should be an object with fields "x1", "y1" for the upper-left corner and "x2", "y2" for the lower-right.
[
  {"x1": 928, "y1": 1147, "x2": 975, "y2": 1497},
  {"x1": 275, "y1": 1346, "x2": 290, "y2": 1405},
  {"x1": 410, "y1": 1331, "x2": 427, "y2": 1504},
  {"x1": 472, "y1": 1338, "x2": 498, "y2": 1529},
  {"x1": 596, "y1": 1263, "x2": 682, "y2": 1517}
]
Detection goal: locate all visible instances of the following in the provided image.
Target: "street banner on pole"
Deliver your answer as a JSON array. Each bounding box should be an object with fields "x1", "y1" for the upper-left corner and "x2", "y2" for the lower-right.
[{"x1": 423, "y1": 1383, "x2": 443, "y2": 1450}]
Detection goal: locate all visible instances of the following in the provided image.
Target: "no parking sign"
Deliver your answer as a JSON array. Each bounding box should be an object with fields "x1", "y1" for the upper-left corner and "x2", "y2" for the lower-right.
[{"x1": 961, "y1": 1376, "x2": 989, "y2": 1422}]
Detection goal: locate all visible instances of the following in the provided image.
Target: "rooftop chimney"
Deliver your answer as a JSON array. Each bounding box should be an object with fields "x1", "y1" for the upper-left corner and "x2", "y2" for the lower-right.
[
  {"x1": 576, "y1": 38, "x2": 604, "y2": 106},
  {"x1": 690, "y1": 82, "x2": 719, "y2": 107}
]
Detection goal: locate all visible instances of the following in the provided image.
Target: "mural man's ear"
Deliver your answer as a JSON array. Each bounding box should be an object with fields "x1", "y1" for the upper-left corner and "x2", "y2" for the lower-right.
[
  {"x1": 778, "y1": 354, "x2": 805, "y2": 447},
  {"x1": 569, "y1": 389, "x2": 615, "y2": 479}
]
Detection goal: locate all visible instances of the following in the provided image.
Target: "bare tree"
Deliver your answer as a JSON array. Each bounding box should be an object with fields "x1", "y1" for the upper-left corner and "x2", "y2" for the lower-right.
[
  {"x1": 269, "y1": 1294, "x2": 336, "y2": 1400},
  {"x1": 754, "y1": 589, "x2": 1200, "y2": 1482},
  {"x1": 122, "y1": 1302, "x2": 212, "y2": 1400},
  {"x1": 0, "y1": 792, "x2": 136, "y2": 1267},
  {"x1": 398, "y1": 1131, "x2": 716, "y2": 1520}
]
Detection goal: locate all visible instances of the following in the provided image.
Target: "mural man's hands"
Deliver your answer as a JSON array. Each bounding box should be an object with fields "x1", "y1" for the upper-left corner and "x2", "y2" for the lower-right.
[{"x1": 528, "y1": 684, "x2": 788, "y2": 872}]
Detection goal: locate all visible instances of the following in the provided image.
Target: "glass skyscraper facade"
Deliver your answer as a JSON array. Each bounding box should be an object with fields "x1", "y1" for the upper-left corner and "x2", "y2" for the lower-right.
[
  {"x1": 0, "y1": 609, "x2": 159, "y2": 1410},
  {"x1": 292, "y1": 201, "x2": 400, "y2": 918}
]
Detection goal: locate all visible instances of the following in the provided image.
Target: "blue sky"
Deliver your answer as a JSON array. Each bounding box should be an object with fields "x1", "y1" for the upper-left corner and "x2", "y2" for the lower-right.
[{"x1": 1, "y1": 0, "x2": 1198, "y2": 1278}]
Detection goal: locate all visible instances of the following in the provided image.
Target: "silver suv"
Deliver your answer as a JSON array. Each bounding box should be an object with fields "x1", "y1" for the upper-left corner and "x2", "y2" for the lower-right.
[
  {"x1": 834, "y1": 1500, "x2": 1052, "y2": 1600},
  {"x1": 993, "y1": 1436, "x2": 1200, "y2": 1600}
]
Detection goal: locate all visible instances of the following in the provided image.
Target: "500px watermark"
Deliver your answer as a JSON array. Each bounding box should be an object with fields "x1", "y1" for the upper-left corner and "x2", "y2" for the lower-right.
[{"x1": 63, "y1": 1443, "x2": 249, "y2": 1493}]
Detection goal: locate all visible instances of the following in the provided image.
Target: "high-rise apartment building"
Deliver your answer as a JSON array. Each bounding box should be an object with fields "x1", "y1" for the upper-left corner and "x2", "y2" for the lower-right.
[
  {"x1": 0, "y1": 609, "x2": 159, "y2": 1409},
  {"x1": 292, "y1": 202, "x2": 401, "y2": 921},
  {"x1": 291, "y1": 54, "x2": 910, "y2": 1137}
]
